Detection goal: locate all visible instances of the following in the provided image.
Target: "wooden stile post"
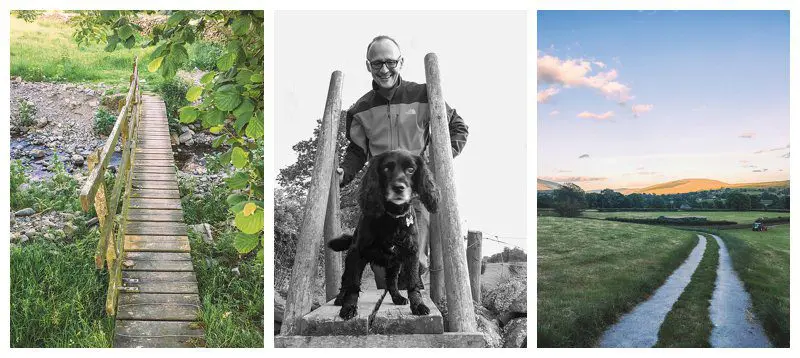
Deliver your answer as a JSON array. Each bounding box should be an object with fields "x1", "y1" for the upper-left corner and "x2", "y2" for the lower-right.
[
  {"x1": 466, "y1": 231, "x2": 482, "y2": 306},
  {"x1": 423, "y1": 53, "x2": 477, "y2": 332},
  {"x1": 324, "y1": 155, "x2": 343, "y2": 301},
  {"x1": 427, "y1": 156, "x2": 445, "y2": 305},
  {"x1": 281, "y1": 71, "x2": 343, "y2": 335}
]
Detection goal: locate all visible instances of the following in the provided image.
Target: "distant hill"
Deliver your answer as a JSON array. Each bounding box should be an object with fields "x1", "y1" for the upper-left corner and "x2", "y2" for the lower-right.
[
  {"x1": 632, "y1": 179, "x2": 789, "y2": 195},
  {"x1": 537, "y1": 178, "x2": 563, "y2": 191}
]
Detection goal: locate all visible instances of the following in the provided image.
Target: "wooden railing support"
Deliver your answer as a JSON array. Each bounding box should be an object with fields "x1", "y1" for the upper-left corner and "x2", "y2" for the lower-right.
[
  {"x1": 282, "y1": 71, "x2": 343, "y2": 335},
  {"x1": 324, "y1": 155, "x2": 343, "y2": 301},
  {"x1": 428, "y1": 157, "x2": 445, "y2": 305},
  {"x1": 79, "y1": 57, "x2": 141, "y2": 315},
  {"x1": 424, "y1": 53, "x2": 477, "y2": 332},
  {"x1": 467, "y1": 231, "x2": 482, "y2": 306}
]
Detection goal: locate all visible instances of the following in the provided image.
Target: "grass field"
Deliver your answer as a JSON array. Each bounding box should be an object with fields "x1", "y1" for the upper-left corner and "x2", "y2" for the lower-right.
[
  {"x1": 654, "y1": 233, "x2": 718, "y2": 347},
  {"x1": 716, "y1": 225, "x2": 790, "y2": 347},
  {"x1": 537, "y1": 217, "x2": 697, "y2": 347},
  {"x1": 582, "y1": 210, "x2": 788, "y2": 225},
  {"x1": 10, "y1": 15, "x2": 159, "y2": 88},
  {"x1": 10, "y1": 230, "x2": 114, "y2": 347}
]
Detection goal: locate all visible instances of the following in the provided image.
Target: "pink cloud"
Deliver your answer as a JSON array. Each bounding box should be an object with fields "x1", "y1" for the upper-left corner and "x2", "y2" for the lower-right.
[
  {"x1": 738, "y1": 132, "x2": 756, "y2": 139},
  {"x1": 549, "y1": 110, "x2": 560, "y2": 116},
  {"x1": 631, "y1": 104, "x2": 654, "y2": 117},
  {"x1": 540, "y1": 176, "x2": 607, "y2": 182},
  {"x1": 577, "y1": 111, "x2": 614, "y2": 120},
  {"x1": 538, "y1": 54, "x2": 633, "y2": 103},
  {"x1": 537, "y1": 87, "x2": 560, "y2": 103}
]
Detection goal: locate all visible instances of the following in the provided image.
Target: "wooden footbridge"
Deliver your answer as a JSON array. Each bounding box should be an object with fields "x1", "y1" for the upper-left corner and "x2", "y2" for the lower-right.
[
  {"x1": 276, "y1": 54, "x2": 485, "y2": 348},
  {"x1": 80, "y1": 58, "x2": 204, "y2": 348}
]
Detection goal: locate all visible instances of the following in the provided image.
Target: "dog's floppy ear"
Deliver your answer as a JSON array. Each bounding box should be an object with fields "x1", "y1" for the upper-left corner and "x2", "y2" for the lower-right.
[
  {"x1": 358, "y1": 153, "x2": 385, "y2": 216},
  {"x1": 414, "y1": 155, "x2": 440, "y2": 213}
]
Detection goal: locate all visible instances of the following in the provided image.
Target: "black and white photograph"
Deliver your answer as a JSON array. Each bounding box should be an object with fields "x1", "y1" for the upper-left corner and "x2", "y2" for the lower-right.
[{"x1": 273, "y1": 11, "x2": 528, "y2": 348}]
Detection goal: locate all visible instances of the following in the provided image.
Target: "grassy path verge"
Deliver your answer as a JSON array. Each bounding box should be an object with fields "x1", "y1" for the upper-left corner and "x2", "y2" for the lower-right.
[
  {"x1": 654, "y1": 233, "x2": 719, "y2": 347},
  {"x1": 537, "y1": 217, "x2": 696, "y2": 347},
  {"x1": 716, "y1": 225, "x2": 789, "y2": 347}
]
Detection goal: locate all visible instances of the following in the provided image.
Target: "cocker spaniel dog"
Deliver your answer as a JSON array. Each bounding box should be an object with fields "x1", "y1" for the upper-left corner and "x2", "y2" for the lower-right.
[{"x1": 328, "y1": 149, "x2": 439, "y2": 320}]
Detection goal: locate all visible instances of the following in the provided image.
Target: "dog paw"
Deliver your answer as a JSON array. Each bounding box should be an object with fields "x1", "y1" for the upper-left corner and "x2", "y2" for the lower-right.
[
  {"x1": 339, "y1": 305, "x2": 357, "y2": 320},
  {"x1": 390, "y1": 294, "x2": 408, "y2": 305},
  {"x1": 410, "y1": 303, "x2": 430, "y2": 316},
  {"x1": 333, "y1": 297, "x2": 343, "y2": 306}
]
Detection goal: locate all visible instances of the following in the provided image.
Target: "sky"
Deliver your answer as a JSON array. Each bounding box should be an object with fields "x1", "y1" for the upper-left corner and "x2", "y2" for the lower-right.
[
  {"x1": 537, "y1": 11, "x2": 790, "y2": 191},
  {"x1": 275, "y1": 11, "x2": 527, "y2": 255}
]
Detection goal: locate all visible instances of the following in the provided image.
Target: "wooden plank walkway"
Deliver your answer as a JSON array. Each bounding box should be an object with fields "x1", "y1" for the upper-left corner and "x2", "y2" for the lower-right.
[
  {"x1": 114, "y1": 94, "x2": 205, "y2": 348},
  {"x1": 276, "y1": 290, "x2": 483, "y2": 347}
]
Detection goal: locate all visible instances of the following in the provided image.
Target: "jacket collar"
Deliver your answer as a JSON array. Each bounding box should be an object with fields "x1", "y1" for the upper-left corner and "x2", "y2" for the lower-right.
[{"x1": 372, "y1": 75, "x2": 403, "y2": 101}]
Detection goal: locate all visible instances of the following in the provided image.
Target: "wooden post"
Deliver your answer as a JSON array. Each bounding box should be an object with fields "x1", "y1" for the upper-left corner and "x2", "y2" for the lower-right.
[
  {"x1": 324, "y1": 155, "x2": 343, "y2": 301},
  {"x1": 281, "y1": 71, "x2": 343, "y2": 335},
  {"x1": 467, "y1": 231, "x2": 482, "y2": 306},
  {"x1": 427, "y1": 155, "x2": 445, "y2": 305},
  {"x1": 423, "y1": 53, "x2": 477, "y2": 332}
]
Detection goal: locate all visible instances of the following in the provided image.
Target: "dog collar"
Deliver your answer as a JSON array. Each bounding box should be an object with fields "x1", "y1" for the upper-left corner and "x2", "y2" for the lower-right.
[{"x1": 386, "y1": 207, "x2": 414, "y2": 227}]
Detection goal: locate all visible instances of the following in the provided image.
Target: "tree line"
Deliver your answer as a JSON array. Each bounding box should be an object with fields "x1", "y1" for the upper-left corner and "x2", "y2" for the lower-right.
[{"x1": 539, "y1": 184, "x2": 789, "y2": 217}]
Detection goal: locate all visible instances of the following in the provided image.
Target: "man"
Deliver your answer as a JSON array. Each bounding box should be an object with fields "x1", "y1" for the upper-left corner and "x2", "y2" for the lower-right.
[{"x1": 337, "y1": 35, "x2": 469, "y2": 289}]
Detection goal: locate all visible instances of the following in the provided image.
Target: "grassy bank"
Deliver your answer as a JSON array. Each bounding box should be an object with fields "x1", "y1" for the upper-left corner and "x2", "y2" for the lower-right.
[
  {"x1": 654, "y1": 233, "x2": 719, "y2": 347},
  {"x1": 10, "y1": 15, "x2": 159, "y2": 88},
  {"x1": 190, "y1": 231, "x2": 265, "y2": 347},
  {"x1": 582, "y1": 210, "x2": 788, "y2": 224},
  {"x1": 716, "y1": 225, "x2": 790, "y2": 347},
  {"x1": 10, "y1": 227, "x2": 113, "y2": 347},
  {"x1": 537, "y1": 217, "x2": 697, "y2": 347}
]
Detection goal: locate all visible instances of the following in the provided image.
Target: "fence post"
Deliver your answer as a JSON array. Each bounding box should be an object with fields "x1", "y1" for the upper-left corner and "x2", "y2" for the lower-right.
[
  {"x1": 324, "y1": 155, "x2": 343, "y2": 301},
  {"x1": 423, "y1": 53, "x2": 477, "y2": 332},
  {"x1": 467, "y1": 231, "x2": 482, "y2": 306},
  {"x1": 427, "y1": 154, "x2": 445, "y2": 305},
  {"x1": 281, "y1": 71, "x2": 343, "y2": 335}
]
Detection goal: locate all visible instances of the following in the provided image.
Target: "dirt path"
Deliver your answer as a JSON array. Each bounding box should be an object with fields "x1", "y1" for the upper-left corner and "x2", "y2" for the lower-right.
[
  {"x1": 597, "y1": 234, "x2": 707, "y2": 348},
  {"x1": 708, "y1": 234, "x2": 771, "y2": 347}
]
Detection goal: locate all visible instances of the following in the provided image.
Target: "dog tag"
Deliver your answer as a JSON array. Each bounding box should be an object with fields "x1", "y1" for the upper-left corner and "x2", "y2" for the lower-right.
[{"x1": 405, "y1": 215, "x2": 414, "y2": 227}]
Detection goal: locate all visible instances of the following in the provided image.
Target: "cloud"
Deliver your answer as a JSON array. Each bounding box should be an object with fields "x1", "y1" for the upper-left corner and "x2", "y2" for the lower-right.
[
  {"x1": 753, "y1": 169, "x2": 769, "y2": 172},
  {"x1": 539, "y1": 176, "x2": 607, "y2": 182},
  {"x1": 537, "y1": 87, "x2": 560, "y2": 103},
  {"x1": 781, "y1": 153, "x2": 790, "y2": 158},
  {"x1": 631, "y1": 104, "x2": 653, "y2": 117},
  {"x1": 754, "y1": 144, "x2": 790, "y2": 154},
  {"x1": 577, "y1": 111, "x2": 614, "y2": 120},
  {"x1": 557, "y1": 169, "x2": 572, "y2": 173},
  {"x1": 739, "y1": 160, "x2": 750, "y2": 164},
  {"x1": 549, "y1": 110, "x2": 560, "y2": 116},
  {"x1": 738, "y1": 132, "x2": 756, "y2": 139},
  {"x1": 579, "y1": 154, "x2": 590, "y2": 159},
  {"x1": 636, "y1": 166, "x2": 645, "y2": 170},
  {"x1": 537, "y1": 54, "x2": 633, "y2": 103}
]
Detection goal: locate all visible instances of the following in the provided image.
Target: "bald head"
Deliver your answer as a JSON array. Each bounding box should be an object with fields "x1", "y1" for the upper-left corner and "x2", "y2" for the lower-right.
[{"x1": 366, "y1": 35, "x2": 401, "y2": 59}]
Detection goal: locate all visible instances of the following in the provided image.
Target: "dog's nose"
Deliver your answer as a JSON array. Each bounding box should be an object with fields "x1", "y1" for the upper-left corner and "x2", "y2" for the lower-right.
[{"x1": 391, "y1": 184, "x2": 406, "y2": 194}]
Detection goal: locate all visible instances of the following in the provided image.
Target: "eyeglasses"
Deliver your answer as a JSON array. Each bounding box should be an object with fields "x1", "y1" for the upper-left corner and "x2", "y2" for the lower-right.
[{"x1": 369, "y1": 58, "x2": 401, "y2": 70}]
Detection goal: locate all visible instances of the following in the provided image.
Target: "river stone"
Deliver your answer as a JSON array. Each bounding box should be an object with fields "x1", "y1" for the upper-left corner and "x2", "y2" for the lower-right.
[
  {"x1": 484, "y1": 279, "x2": 527, "y2": 315},
  {"x1": 71, "y1": 154, "x2": 85, "y2": 166},
  {"x1": 30, "y1": 149, "x2": 46, "y2": 158},
  {"x1": 178, "y1": 132, "x2": 193, "y2": 144},
  {"x1": 475, "y1": 306, "x2": 503, "y2": 348},
  {"x1": 15, "y1": 208, "x2": 35, "y2": 217},
  {"x1": 502, "y1": 317, "x2": 527, "y2": 348},
  {"x1": 86, "y1": 217, "x2": 99, "y2": 227}
]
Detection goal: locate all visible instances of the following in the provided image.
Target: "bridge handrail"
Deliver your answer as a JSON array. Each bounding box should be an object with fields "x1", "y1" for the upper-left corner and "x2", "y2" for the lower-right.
[{"x1": 78, "y1": 57, "x2": 142, "y2": 315}]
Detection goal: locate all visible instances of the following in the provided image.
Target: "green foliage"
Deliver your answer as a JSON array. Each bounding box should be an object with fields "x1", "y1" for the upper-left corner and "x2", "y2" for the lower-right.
[
  {"x1": 12, "y1": 10, "x2": 44, "y2": 22},
  {"x1": 11, "y1": 229, "x2": 114, "y2": 347},
  {"x1": 179, "y1": 178, "x2": 231, "y2": 227},
  {"x1": 16, "y1": 99, "x2": 37, "y2": 127},
  {"x1": 189, "y1": 231, "x2": 264, "y2": 347},
  {"x1": 727, "y1": 192, "x2": 752, "y2": 211},
  {"x1": 552, "y1": 183, "x2": 587, "y2": 217},
  {"x1": 12, "y1": 155, "x2": 82, "y2": 213},
  {"x1": 10, "y1": 160, "x2": 28, "y2": 209},
  {"x1": 154, "y1": 76, "x2": 189, "y2": 129},
  {"x1": 186, "y1": 41, "x2": 225, "y2": 71},
  {"x1": 92, "y1": 106, "x2": 117, "y2": 135}
]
